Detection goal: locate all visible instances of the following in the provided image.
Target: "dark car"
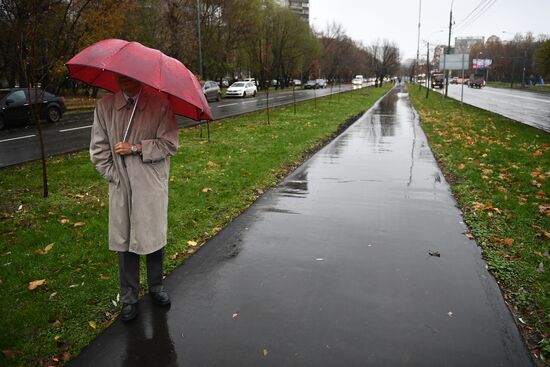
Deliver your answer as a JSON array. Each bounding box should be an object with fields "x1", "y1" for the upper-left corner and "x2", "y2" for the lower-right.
[
  {"x1": 0, "y1": 88, "x2": 65, "y2": 129},
  {"x1": 201, "y1": 80, "x2": 222, "y2": 102},
  {"x1": 304, "y1": 80, "x2": 318, "y2": 89}
]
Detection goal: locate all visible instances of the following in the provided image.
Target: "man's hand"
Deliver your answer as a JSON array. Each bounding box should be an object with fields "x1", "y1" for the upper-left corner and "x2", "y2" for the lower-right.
[{"x1": 115, "y1": 142, "x2": 141, "y2": 156}]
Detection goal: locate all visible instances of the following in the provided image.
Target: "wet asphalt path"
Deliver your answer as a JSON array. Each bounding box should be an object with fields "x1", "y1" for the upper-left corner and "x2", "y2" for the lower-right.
[
  {"x1": 442, "y1": 84, "x2": 550, "y2": 132},
  {"x1": 69, "y1": 85, "x2": 532, "y2": 366},
  {"x1": 0, "y1": 85, "x2": 355, "y2": 168}
]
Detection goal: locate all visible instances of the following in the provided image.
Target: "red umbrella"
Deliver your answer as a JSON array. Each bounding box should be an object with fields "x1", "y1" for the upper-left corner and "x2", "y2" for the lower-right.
[{"x1": 66, "y1": 39, "x2": 212, "y2": 121}]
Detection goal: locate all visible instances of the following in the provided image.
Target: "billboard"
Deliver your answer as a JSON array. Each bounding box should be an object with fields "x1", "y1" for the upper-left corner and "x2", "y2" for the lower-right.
[
  {"x1": 439, "y1": 54, "x2": 470, "y2": 70},
  {"x1": 472, "y1": 58, "x2": 493, "y2": 69}
]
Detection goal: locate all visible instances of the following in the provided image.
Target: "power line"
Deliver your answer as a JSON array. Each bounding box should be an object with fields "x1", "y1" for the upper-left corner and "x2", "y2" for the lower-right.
[{"x1": 455, "y1": 0, "x2": 498, "y2": 32}]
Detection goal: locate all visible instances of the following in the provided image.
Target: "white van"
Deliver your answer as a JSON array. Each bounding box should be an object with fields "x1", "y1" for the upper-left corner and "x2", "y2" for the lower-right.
[{"x1": 352, "y1": 75, "x2": 364, "y2": 85}]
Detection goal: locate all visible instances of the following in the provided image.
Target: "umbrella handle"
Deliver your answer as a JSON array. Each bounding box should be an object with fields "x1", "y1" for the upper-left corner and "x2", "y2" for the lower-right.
[{"x1": 123, "y1": 89, "x2": 142, "y2": 142}]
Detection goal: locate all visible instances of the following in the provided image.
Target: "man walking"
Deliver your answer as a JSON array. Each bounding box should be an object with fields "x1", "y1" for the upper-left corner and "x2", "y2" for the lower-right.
[{"x1": 90, "y1": 74, "x2": 179, "y2": 321}]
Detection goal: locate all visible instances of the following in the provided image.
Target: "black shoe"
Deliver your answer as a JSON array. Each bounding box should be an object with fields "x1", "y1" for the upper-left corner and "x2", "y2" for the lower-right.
[
  {"x1": 121, "y1": 303, "x2": 138, "y2": 322},
  {"x1": 150, "y1": 290, "x2": 171, "y2": 306}
]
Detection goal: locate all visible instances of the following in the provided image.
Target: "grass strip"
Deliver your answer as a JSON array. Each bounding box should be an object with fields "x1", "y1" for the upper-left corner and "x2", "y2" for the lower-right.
[
  {"x1": 0, "y1": 84, "x2": 391, "y2": 366},
  {"x1": 408, "y1": 85, "x2": 549, "y2": 362},
  {"x1": 487, "y1": 81, "x2": 550, "y2": 94}
]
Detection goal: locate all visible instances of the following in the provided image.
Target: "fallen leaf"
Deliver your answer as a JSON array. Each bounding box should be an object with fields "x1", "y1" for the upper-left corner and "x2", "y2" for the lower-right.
[
  {"x1": 447, "y1": 311, "x2": 453, "y2": 317},
  {"x1": 187, "y1": 240, "x2": 198, "y2": 247},
  {"x1": 536, "y1": 191, "x2": 547, "y2": 199},
  {"x1": 504, "y1": 238, "x2": 514, "y2": 247},
  {"x1": 35, "y1": 243, "x2": 55, "y2": 255},
  {"x1": 28, "y1": 279, "x2": 47, "y2": 290},
  {"x1": 212, "y1": 227, "x2": 222, "y2": 234},
  {"x1": 531, "y1": 180, "x2": 542, "y2": 188},
  {"x1": 262, "y1": 349, "x2": 269, "y2": 357},
  {"x1": 536, "y1": 262, "x2": 544, "y2": 273},
  {"x1": 232, "y1": 313, "x2": 239, "y2": 318},
  {"x1": 73, "y1": 222, "x2": 85, "y2": 228},
  {"x1": 99, "y1": 274, "x2": 109, "y2": 280},
  {"x1": 88, "y1": 321, "x2": 97, "y2": 329},
  {"x1": 207, "y1": 161, "x2": 219, "y2": 167},
  {"x1": 52, "y1": 320, "x2": 61, "y2": 327},
  {"x1": 544, "y1": 231, "x2": 550, "y2": 239},
  {"x1": 533, "y1": 150, "x2": 542, "y2": 157},
  {"x1": 201, "y1": 187, "x2": 212, "y2": 193},
  {"x1": 458, "y1": 163, "x2": 465, "y2": 170},
  {"x1": 497, "y1": 186, "x2": 508, "y2": 193},
  {"x1": 464, "y1": 232, "x2": 475, "y2": 240},
  {"x1": 49, "y1": 292, "x2": 57, "y2": 300},
  {"x1": 59, "y1": 218, "x2": 70, "y2": 224},
  {"x1": 186, "y1": 249, "x2": 196, "y2": 254}
]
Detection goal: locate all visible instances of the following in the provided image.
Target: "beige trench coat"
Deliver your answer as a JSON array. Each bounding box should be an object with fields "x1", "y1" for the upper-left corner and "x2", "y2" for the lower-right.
[{"x1": 90, "y1": 90, "x2": 178, "y2": 255}]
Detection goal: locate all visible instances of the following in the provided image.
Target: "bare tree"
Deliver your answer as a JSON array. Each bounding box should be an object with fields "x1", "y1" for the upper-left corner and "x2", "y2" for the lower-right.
[{"x1": 369, "y1": 40, "x2": 400, "y2": 87}]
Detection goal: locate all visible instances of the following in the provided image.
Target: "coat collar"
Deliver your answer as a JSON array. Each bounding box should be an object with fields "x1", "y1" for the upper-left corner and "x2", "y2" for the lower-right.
[{"x1": 115, "y1": 89, "x2": 148, "y2": 111}]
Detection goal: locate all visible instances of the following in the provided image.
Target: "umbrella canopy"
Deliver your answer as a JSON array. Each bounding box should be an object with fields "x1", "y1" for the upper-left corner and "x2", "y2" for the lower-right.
[{"x1": 66, "y1": 39, "x2": 212, "y2": 121}]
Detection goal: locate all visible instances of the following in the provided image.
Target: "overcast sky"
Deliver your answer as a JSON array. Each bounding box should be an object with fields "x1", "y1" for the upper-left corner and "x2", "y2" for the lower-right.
[{"x1": 309, "y1": 0, "x2": 550, "y2": 61}]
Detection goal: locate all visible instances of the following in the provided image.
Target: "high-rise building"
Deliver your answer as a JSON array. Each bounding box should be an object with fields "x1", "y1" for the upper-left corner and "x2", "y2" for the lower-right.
[
  {"x1": 454, "y1": 37, "x2": 484, "y2": 54},
  {"x1": 276, "y1": 0, "x2": 309, "y2": 22}
]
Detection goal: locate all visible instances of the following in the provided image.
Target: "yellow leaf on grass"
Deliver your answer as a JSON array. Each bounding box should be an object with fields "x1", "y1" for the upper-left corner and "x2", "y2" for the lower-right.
[
  {"x1": 59, "y1": 218, "x2": 70, "y2": 224},
  {"x1": 28, "y1": 279, "x2": 47, "y2": 290},
  {"x1": 187, "y1": 240, "x2": 198, "y2": 247},
  {"x1": 73, "y1": 222, "x2": 86, "y2": 228},
  {"x1": 35, "y1": 243, "x2": 55, "y2": 255},
  {"x1": 207, "y1": 161, "x2": 219, "y2": 168},
  {"x1": 88, "y1": 321, "x2": 97, "y2": 329},
  {"x1": 202, "y1": 187, "x2": 212, "y2": 193}
]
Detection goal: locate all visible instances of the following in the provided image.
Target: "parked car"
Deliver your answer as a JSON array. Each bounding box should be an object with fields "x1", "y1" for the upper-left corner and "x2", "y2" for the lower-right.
[
  {"x1": 291, "y1": 79, "x2": 302, "y2": 86},
  {"x1": 226, "y1": 81, "x2": 257, "y2": 97},
  {"x1": 242, "y1": 78, "x2": 258, "y2": 86},
  {"x1": 201, "y1": 80, "x2": 221, "y2": 102},
  {"x1": 0, "y1": 87, "x2": 65, "y2": 130},
  {"x1": 304, "y1": 80, "x2": 317, "y2": 89},
  {"x1": 316, "y1": 79, "x2": 327, "y2": 88}
]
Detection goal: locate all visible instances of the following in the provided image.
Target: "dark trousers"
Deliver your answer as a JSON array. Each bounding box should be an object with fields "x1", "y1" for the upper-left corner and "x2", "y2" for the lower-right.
[{"x1": 118, "y1": 248, "x2": 164, "y2": 305}]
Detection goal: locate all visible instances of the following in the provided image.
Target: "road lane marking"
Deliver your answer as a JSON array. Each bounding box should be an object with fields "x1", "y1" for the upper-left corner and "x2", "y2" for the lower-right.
[
  {"x1": 217, "y1": 103, "x2": 238, "y2": 107},
  {"x1": 243, "y1": 100, "x2": 257, "y2": 104},
  {"x1": 59, "y1": 125, "x2": 92, "y2": 132},
  {"x1": 0, "y1": 134, "x2": 36, "y2": 143}
]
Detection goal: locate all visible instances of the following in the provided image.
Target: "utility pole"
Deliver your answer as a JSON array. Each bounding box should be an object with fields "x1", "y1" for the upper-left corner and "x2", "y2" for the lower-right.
[
  {"x1": 521, "y1": 49, "x2": 526, "y2": 88},
  {"x1": 196, "y1": 0, "x2": 203, "y2": 79},
  {"x1": 444, "y1": 0, "x2": 454, "y2": 97},
  {"x1": 426, "y1": 42, "x2": 430, "y2": 98},
  {"x1": 416, "y1": 0, "x2": 421, "y2": 88}
]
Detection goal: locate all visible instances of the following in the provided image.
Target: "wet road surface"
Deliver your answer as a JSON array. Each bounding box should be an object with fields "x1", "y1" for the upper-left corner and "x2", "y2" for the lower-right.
[
  {"x1": 443, "y1": 84, "x2": 550, "y2": 132},
  {"x1": 69, "y1": 85, "x2": 532, "y2": 366},
  {"x1": 0, "y1": 84, "x2": 357, "y2": 168}
]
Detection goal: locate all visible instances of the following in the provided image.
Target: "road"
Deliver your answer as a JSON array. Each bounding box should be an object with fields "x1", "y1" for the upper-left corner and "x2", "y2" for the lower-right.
[
  {"x1": 440, "y1": 84, "x2": 550, "y2": 132},
  {"x1": 0, "y1": 84, "x2": 362, "y2": 168},
  {"x1": 68, "y1": 85, "x2": 533, "y2": 366}
]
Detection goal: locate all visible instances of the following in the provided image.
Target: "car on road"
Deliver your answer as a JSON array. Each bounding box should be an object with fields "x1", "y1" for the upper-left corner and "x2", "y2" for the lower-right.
[
  {"x1": 291, "y1": 79, "x2": 302, "y2": 86},
  {"x1": 304, "y1": 80, "x2": 317, "y2": 89},
  {"x1": 201, "y1": 80, "x2": 222, "y2": 102},
  {"x1": 352, "y1": 75, "x2": 364, "y2": 85},
  {"x1": 468, "y1": 74, "x2": 485, "y2": 88},
  {"x1": 0, "y1": 87, "x2": 65, "y2": 130},
  {"x1": 226, "y1": 81, "x2": 257, "y2": 98},
  {"x1": 316, "y1": 79, "x2": 327, "y2": 88}
]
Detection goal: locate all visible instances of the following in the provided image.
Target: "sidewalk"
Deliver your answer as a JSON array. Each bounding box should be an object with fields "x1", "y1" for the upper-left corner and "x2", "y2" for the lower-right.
[{"x1": 69, "y1": 85, "x2": 533, "y2": 366}]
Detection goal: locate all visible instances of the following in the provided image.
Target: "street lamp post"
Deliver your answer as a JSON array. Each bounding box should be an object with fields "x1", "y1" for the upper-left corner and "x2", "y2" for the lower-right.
[{"x1": 196, "y1": 0, "x2": 204, "y2": 79}]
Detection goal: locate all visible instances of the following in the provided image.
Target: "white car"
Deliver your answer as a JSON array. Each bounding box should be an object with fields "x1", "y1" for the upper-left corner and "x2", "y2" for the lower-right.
[{"x1": 226, "y1": 81, "x2": 257, "y2": 98}]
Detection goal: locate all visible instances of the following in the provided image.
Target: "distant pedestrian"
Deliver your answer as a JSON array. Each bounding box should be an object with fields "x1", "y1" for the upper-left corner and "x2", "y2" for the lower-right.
[{"x1": 90, "y1": 74, "x2": 179, "y2": 322}]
